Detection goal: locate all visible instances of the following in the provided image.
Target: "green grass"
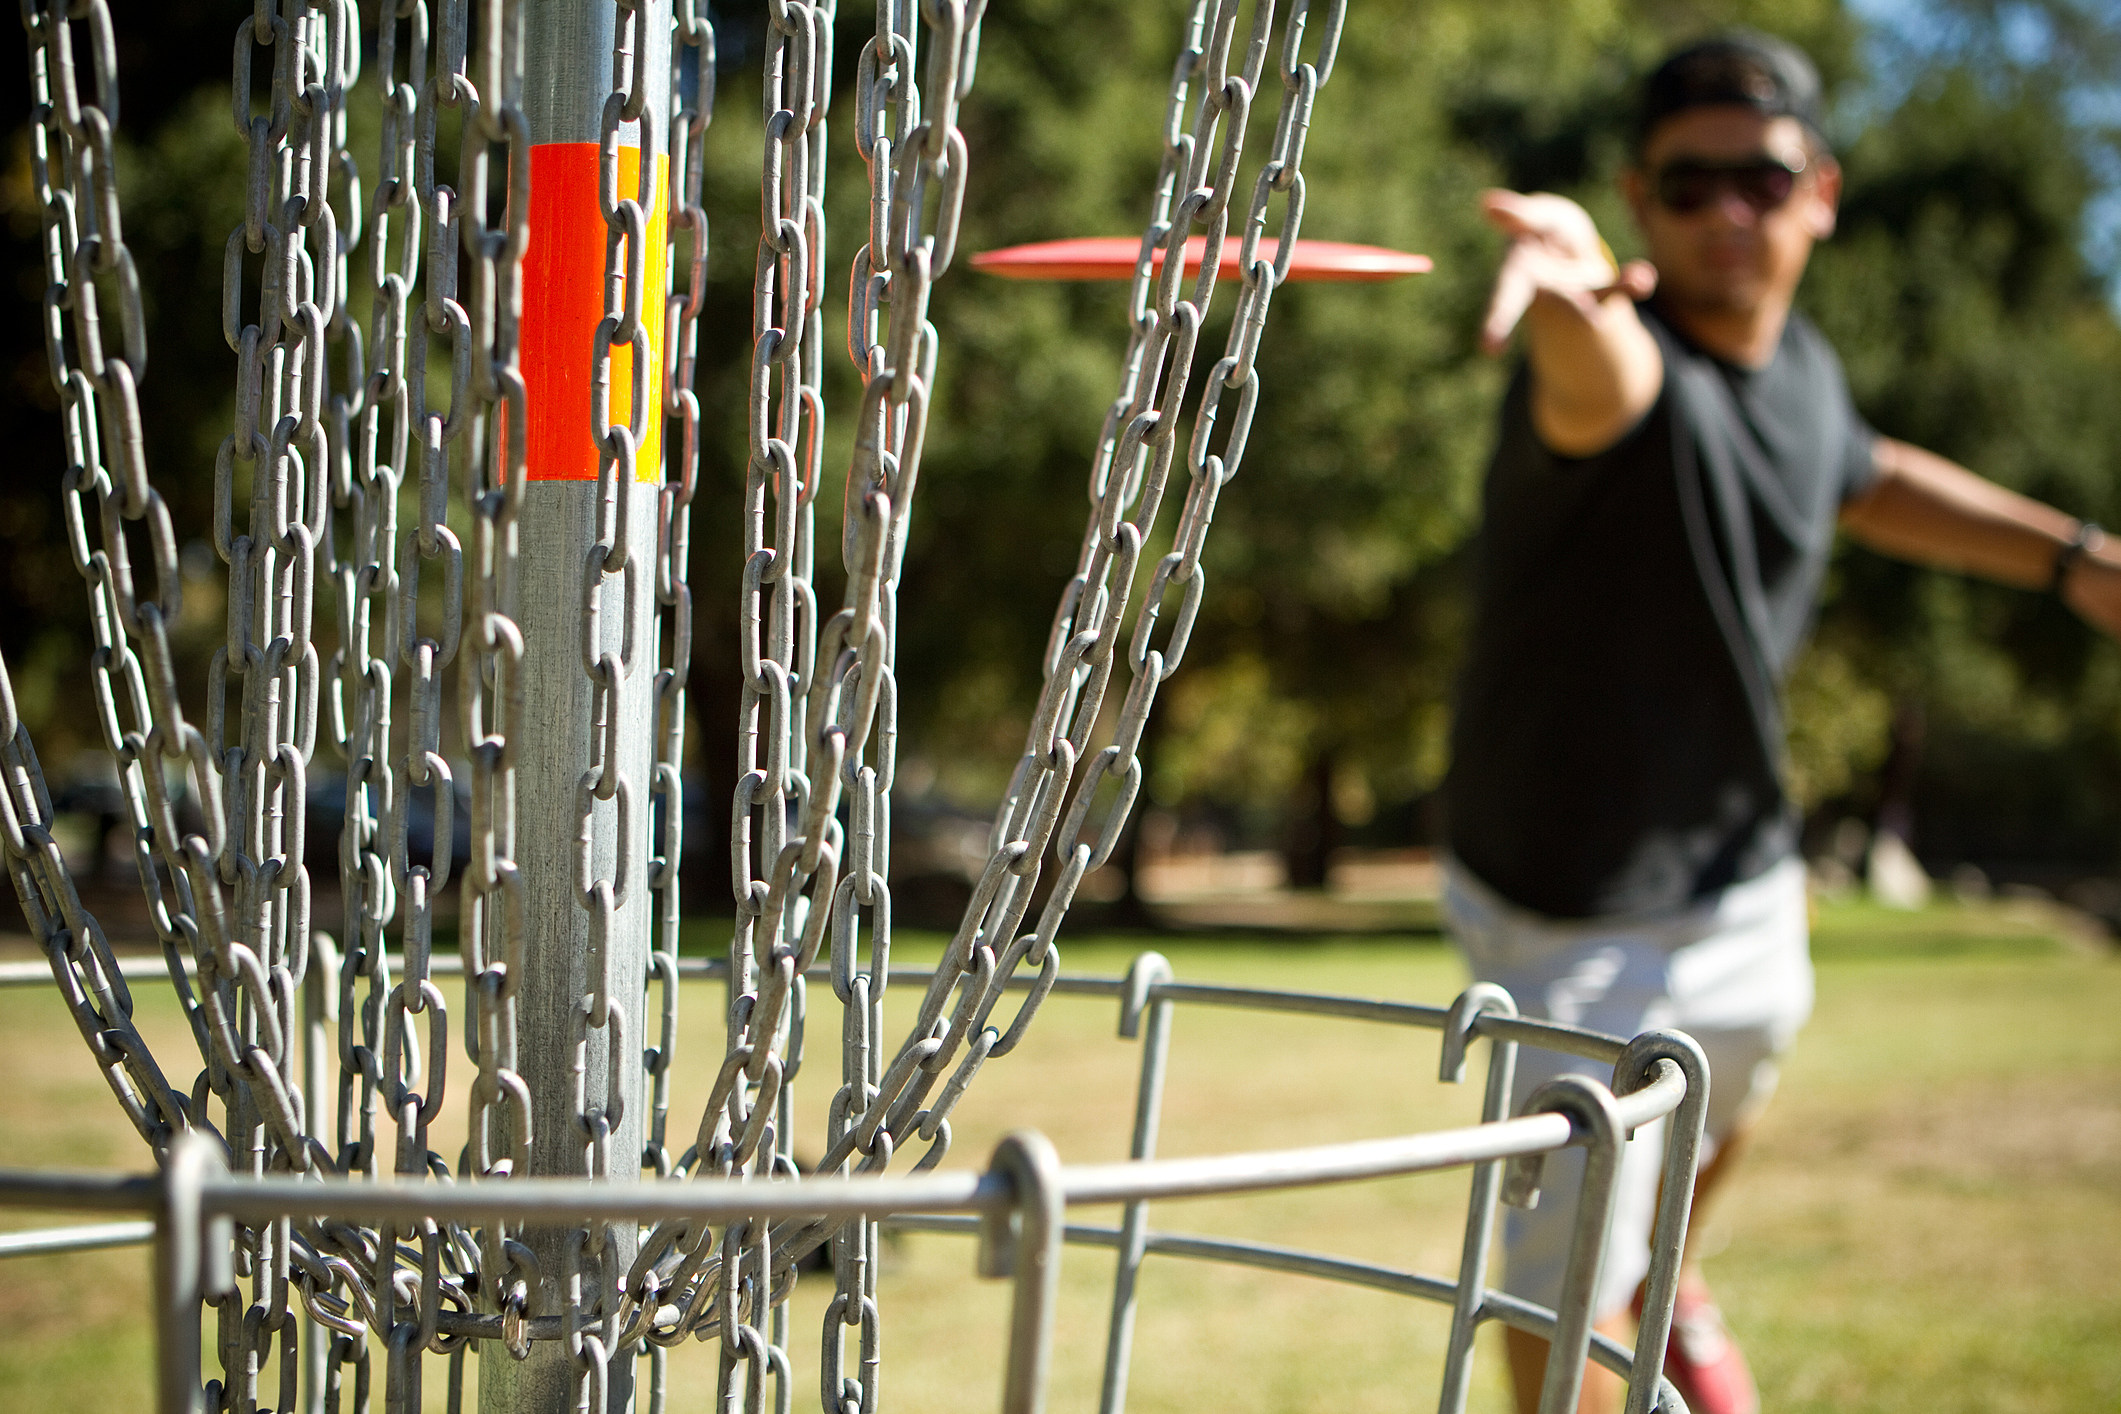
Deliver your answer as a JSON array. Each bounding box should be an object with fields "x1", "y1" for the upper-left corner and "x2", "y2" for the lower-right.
[
  {"x1": 1, "y1": 899, "x2": 2117, "y2": 1410},
  {"x1": 1731, "y1": 901, "x2": 2121, "y2": 1414}
]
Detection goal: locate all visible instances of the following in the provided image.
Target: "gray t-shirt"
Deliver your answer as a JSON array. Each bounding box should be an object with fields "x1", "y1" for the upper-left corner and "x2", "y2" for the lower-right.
[{"x1": 1443, "y1": 303, "x2": 1876, "y2": 920}]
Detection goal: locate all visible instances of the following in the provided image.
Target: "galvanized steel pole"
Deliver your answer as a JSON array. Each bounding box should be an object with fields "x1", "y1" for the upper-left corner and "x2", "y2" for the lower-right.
[{"x1": 487, "y1": 3, "x2": 668, "y2": 1410}]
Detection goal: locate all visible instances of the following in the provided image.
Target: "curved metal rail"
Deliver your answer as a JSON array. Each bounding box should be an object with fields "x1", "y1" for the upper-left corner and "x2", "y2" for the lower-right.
[{"x1": 0, "y1": 955, "x2": 1704, "y2": 1414}]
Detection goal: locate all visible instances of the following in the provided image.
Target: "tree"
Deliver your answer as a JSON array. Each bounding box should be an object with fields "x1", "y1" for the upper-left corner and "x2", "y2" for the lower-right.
[{"x1": 1801, "y1": 48, "x2": 2121, "y2": 877}]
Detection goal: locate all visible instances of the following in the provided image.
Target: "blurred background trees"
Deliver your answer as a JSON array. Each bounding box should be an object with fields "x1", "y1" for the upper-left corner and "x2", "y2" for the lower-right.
[{"x1": 6, "y1": 0, "x2": 2121, "y2": 914}]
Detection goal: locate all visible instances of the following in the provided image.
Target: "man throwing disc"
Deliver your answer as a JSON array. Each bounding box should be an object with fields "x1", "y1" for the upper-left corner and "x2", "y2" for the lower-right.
[{"x1": 1446, "y1": 31, "x2": 2121, "y2": 1414}]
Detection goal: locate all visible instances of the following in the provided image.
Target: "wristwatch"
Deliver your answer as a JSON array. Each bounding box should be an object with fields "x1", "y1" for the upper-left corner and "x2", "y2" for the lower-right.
[{"x1": 2052, "y1": 520, "x2": 2105, "y2": 594}]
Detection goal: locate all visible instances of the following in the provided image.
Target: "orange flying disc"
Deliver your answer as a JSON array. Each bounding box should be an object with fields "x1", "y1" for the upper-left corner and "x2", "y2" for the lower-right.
[{"x1": 971, "y1": 235, "x2": 1432, "y2": 283}]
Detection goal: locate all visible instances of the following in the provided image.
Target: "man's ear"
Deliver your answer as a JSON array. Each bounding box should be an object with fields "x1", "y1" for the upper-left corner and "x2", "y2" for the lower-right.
[{"x1": 1805, "y1": 155, "x2": 1842, "y2": 240}]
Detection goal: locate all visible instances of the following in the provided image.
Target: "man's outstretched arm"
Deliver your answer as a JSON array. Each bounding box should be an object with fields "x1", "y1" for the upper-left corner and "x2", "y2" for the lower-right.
[
  {"x1": 1841, "y1": 436, "x2": 2121, "y2": 637},
  {"x1": 1479, "y1": 190, "x2": 1663, "y2": 457}
]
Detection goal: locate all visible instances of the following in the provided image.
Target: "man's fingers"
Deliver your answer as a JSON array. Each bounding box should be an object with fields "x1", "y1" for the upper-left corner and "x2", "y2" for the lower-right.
[
  {"x1": 1480, "y1": 257, "x2": 1538, "y2": 355},
  {"x1": 1610, "y1": 258, "x2": 1658, "y2": 302},
  {"x1": 1483, "y1": 253, "x2": 1655, "y2": 354},
  {"x1": 1480, "y1": 188, "x2": 1541, "y2": 237},
  {"x1": 1480, "y1": 192, "x2": 1646, "y2": 353}
]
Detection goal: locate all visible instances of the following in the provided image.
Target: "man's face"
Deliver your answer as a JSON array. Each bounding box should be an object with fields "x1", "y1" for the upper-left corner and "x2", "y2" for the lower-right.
[{"x1": 1622, "y1": 107, "x2": 1840, "y2": 317}]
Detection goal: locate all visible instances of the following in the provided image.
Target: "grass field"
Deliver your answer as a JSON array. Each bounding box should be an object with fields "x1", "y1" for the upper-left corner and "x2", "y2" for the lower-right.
[{"x1": 1, "y1": 897, "x2": 2116, "y2": 1411}]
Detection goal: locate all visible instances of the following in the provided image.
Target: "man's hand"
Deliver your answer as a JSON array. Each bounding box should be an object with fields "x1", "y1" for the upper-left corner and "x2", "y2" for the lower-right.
[
  {"x1": 1479, "y1": 190, "x2": 1658, "y2": 354},
  {"x1": 1478, "y1": 190, "x2": 1664, "y2": 457}
]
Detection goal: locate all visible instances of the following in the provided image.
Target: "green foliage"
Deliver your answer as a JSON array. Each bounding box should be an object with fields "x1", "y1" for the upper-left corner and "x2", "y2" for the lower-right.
[
  {"x1": 1783, "y1": 635, "x2": 1894, "y2": 810},
  {"x1": 1802, "y1": 57, "x2": 2121, "y2": 864}
]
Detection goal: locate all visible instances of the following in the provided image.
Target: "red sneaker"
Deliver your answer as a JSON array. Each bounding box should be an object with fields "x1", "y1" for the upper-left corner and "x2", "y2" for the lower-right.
[{"x1": 1638, "y1": 1276, "x2": 1759, "y2": 1414}]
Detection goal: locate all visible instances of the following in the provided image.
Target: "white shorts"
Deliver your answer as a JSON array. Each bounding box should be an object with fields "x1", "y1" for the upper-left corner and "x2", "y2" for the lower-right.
[{"x1": 1443, "y1": 856, "x2": 1814, "y2": 1319}]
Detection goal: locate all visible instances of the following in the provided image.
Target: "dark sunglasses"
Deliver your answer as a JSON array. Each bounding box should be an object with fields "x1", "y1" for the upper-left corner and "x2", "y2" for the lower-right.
[{"x1": 1652, "y1": 153, "x2": 1806, "y2": 214}]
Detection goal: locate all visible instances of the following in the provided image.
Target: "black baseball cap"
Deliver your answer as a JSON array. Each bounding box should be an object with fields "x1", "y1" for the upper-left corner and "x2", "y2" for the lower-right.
[{"x1": 1635, "y1": 31, "x2": 1826, "y2": 153}]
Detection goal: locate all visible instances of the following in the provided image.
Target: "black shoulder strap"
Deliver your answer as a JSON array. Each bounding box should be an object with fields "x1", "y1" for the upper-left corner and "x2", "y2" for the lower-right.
[{"x1": 1665, "y1": 346, "x2": 1787, "y2": 767}]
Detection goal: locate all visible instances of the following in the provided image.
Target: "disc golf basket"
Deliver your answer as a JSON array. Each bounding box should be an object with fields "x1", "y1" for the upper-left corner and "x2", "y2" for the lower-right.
[{"x1": 0, "y1": 3, "x2": 1705, "y2": 1414}]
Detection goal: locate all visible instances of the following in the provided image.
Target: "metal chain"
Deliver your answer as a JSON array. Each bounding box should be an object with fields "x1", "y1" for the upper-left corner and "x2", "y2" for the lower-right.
[
  {"x1": 16, "y1": 0, "x2": 216, "y2": 1152},
  {"x1": 910, "y1": 0, "x2": 1338, "y2": 1163},
  {"x1": 221, "y1": 5, "x2": 364, "y2": 1410},
  {"x1": 569, "y1": 0, "x2": 671, "y2": 1404},
  {"x1": 336, "y1": 0, "x2": 411, "y2": 1199},
  {"x1": 0, "y1": 639, "x2": 190, "y2": 1151},
  {"x1": 6, "y1": 4, "x2": 1343, "y2": 1410},
  {"x1": 636, "y1": 6, "x2": 717, "y2": 1404},
  {"x1": 615, "y1": 1, "x2": 1338, "y2": 1393},
  {"x1": 10, "y1": 0, "x2": 206, "y2": 1165},
  {"x1": 315, "y1": 0, "x2": 529, "y2": 1396},
  {"x1": 646, "y1": 0, "x2": 710, "y2": 1155},
  {"x1": 812, "y1": 5, "x2": 990, "y2": 1410},
  {"x1": 452, "y1": 0, "x2": 537, "y2": 1367},
  {"x1": 756, "y1": 0, "x2": 1338, "y2": 1303},
  {"x1": 617, "y1": 12, "x2": 998, "y2": 1410},
  {"x1": 368, "y1": 2, "x2": 459, "y2": 1406},
  {"x1": 0, "y1": 0, "x2": 519, "y2": 1403},
  {"x1": 11, "y1": 0, "x2": 565, "y2": 1391},
  {"x1": 615, "y1": 1, "x2": 840, "y2": 1401},
  {"x1": 731, "y1": 4, "x2": 840, "y2": 1406},
  {"x1": 335, "y1": 3, "x2": 422, "y2": 1398},
  {"x1": 11, "y1": 0, "x2": 538, "y2": 1403},
  {"x1": 16, "y1": 1, "x2": 356, "y2": 1406}
]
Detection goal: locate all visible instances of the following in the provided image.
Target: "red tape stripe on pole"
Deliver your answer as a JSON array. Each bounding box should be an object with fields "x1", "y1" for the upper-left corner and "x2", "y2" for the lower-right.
[{"x1": 520, "y1": 143, "x2": 668, "y2": 481}]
